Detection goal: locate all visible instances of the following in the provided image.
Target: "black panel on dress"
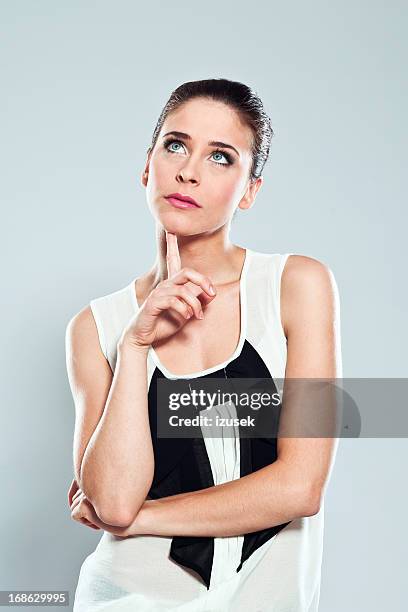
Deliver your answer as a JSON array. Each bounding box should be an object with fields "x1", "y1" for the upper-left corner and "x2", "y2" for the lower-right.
[{"x1": 146, "y1": 339, "x2": 291, "y2": 589}]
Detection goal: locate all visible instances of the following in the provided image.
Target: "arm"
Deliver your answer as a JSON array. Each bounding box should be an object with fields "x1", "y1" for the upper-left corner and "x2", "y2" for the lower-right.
[
  {"x1": 65, "y1": 307, "x2": 154, "y2": 527},
  {"x1": 125, "y1": 255, "x2": 341, "y2": 538}
]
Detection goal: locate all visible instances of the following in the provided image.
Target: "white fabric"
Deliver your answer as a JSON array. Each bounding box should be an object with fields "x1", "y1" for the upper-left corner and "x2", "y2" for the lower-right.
[
  {"x1": 200, "y1": 398, "x2": 244, "y2": 590},
  {"x1": 73, "y1": 249, "x2": 324, "y2": 611}
]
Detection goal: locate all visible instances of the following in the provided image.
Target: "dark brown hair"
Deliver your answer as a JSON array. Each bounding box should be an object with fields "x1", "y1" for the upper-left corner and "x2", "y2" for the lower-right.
[{"x1": 147, "y1": 78, "x2": 274, "y2": 184}]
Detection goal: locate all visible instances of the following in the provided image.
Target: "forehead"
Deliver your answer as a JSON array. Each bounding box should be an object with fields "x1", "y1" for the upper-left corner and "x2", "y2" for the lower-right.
[{"x1": 161, "y1": 97, "x2": 253, "y2": 151}]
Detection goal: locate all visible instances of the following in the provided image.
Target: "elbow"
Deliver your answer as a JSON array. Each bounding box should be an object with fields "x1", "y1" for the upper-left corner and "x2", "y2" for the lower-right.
[
  {"x1": 95, "y1": 503, "x2": 138, "y2": 528},
  {"x1": 93, "y1": 492, "x2": 149, "y2": 528},
  {"x1": 78, "y1": 462, "x2": 152, "y2": 527},
  {"x1": 300, "y1": 483, "x2": 322, "y2": 517}
]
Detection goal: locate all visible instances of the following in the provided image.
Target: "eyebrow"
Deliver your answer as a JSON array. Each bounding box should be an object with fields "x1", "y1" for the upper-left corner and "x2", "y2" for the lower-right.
[{"x1": 162, "y1": 131, "x2": 240, "y2": 157}]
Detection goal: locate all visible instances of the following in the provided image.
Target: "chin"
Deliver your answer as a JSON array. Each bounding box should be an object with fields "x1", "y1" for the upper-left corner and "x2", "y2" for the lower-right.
[{"x1": 154, "y1": 211, "x2": 198, "y2": 235}]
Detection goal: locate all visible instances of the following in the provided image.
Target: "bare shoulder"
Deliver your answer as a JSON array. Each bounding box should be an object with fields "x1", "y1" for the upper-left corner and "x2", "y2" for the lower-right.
[
  {"x1": 65, "y1": 303, "x2": 112, "y2": 406},
  {"x1": 65, "y1": 305, "x2": 98, "y2": 350},
  {"x1": 65, "y1": 304, "x2": 111, "y2": 367},
  {"x1": 282, "y1": 254, "x2": 335, "y2": 288},
  {"x1": 280, "y1": 255, "x2": 340, "y2": 338}
]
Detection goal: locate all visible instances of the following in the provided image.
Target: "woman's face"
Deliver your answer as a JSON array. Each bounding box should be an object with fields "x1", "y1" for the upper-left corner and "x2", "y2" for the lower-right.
[{"x1": 142, "y1": 97, "x2": 262, "y2": 236}]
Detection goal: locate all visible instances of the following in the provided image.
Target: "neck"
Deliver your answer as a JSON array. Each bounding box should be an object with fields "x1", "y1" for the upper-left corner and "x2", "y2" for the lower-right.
[{"x1": 147, "y1": 226, "x2": 246, "y2": 289}]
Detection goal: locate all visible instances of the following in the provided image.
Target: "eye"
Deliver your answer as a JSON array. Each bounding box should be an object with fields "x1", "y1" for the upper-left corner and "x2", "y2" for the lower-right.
[
  {"x1": 211, "y1": 150, "x2": 232, "y2": 166},
  {"x1": 163, "y1": 139, "x2": 233, "y2": 167},
  {"x1": 166, "y1": 140, "x2": 185, "y2": 154}
]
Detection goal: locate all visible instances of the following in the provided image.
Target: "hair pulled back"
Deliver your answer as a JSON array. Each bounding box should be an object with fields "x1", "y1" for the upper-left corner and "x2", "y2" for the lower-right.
[{"x1": 147, "y1": 78, "x2": 274, "y2": 184}]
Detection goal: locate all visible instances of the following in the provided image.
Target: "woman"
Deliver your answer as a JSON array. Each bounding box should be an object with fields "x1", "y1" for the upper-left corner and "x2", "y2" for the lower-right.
[{"x1": 66, "y1": 78, "x2": 341, "y2": 611}]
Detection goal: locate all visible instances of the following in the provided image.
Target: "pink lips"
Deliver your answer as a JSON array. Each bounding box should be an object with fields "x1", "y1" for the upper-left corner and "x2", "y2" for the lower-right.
[{"x1": 165, "y1": 193, "x2": 201, "y2": 209}]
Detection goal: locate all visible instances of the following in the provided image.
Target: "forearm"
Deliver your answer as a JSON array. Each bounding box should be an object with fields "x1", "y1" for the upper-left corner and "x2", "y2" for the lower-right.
[
  {"x1": 80, "y1": 340, "x2": 154, "y2": 525},
  {"x1": 134, "y1": 460, "x2": 319, "y2": 538}
]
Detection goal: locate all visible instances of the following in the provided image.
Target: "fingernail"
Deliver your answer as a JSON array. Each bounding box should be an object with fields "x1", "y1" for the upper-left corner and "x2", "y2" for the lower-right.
[
  {"x1": 199, "y1": 311, "x2": 204, "y2": 319},
  {"x1": 209, "y1": 284, "x2": 216, "y2": 295}
]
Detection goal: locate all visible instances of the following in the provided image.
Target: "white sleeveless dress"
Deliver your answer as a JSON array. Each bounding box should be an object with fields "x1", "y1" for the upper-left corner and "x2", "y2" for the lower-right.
[{"x1": 72, "y1": 248, "x2": 325, "y2": 612}]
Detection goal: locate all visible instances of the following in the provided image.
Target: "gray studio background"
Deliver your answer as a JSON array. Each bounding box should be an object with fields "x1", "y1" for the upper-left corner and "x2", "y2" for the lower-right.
[{"x1": 1, "y1": 1, "x2": 407, "y2": 611}]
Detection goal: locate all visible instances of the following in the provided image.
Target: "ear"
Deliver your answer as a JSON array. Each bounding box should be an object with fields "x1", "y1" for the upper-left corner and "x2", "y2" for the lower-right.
[
  {"x1": 141, "y1": 149, "x2": 153, "y2": 187},
  {"x1": 237, "y1": 176, "x2": 263, "y2": 211}
]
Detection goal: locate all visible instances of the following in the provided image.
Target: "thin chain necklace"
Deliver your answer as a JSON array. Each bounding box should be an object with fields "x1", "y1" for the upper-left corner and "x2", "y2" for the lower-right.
[{"x1": 188, "y1": 366, "x2": 231, "y2": 408}]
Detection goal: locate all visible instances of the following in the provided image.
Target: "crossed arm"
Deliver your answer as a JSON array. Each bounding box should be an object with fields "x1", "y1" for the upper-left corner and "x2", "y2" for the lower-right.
[{"x1": 70, "y1": 256, "x2": 341, "y2": 538}]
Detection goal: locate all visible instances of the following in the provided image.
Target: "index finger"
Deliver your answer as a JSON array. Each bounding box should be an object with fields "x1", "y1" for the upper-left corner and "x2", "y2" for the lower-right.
[{"x1": 166, "y1": 231, "x2": 181, "y2": 279}]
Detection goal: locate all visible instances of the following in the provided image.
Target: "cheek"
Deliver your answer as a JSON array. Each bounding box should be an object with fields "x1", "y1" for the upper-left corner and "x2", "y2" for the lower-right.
[
  {"x1": 148, "y1": 158, "x2": 166, "y2": 185},
  {"x1": 208, "y1": 175, "x2": 242, "y2": 209},
  {"x1": 145, "y1": 159, "x2": 170, "y2": 200}
]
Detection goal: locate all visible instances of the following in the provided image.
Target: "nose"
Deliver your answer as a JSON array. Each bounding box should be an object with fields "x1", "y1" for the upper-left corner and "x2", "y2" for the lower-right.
[{"x1": 176, "y1": 162, "x2": 199, "y2": 184}]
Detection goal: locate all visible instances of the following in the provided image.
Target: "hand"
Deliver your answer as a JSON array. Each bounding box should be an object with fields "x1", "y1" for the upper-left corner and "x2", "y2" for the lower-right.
[
  {"x1": 68, "y1": 477, "x2": 148, "y2": 537},
  {"x1": 121, "y1": 231, "x2": 217, "y2": 349},
  {"x1": 68, "y1": 477, "x2": 101, "y2": 530}
]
